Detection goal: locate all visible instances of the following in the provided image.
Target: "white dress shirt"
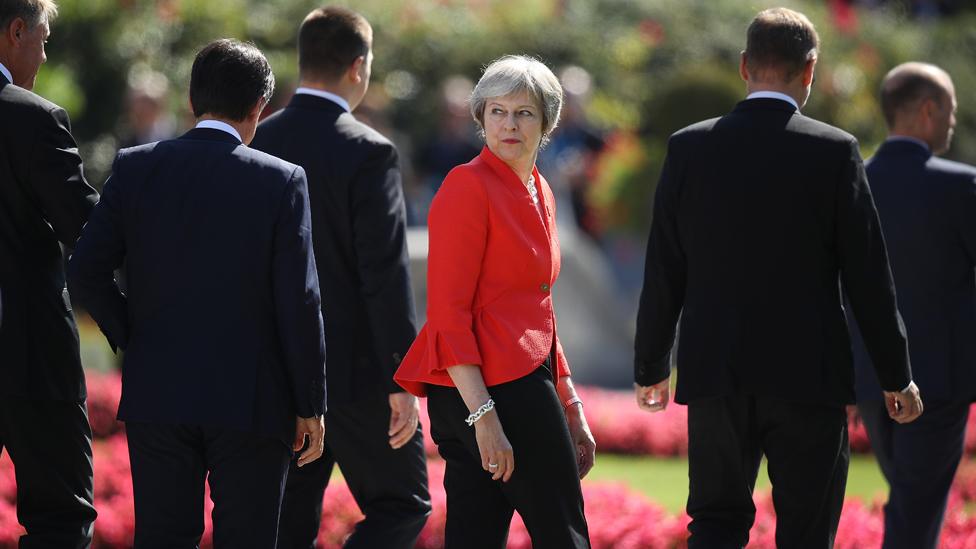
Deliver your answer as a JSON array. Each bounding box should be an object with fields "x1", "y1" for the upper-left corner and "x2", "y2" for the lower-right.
[
  {"x1": 0, "y1": 62, "x2": 13, "y2": 84},
  {"x1": 195, "y1": 120, "x2": 242, "y2": 143},
  {"x1": 295, "y1": 87, "x2": 351, "y2": 113},
  {"x1": 746, "y1": 90, "x2": 800, "y2": 111}
]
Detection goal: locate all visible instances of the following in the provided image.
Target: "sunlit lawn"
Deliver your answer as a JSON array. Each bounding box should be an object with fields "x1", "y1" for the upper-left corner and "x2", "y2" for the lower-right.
[{"x1": 586, "y1": 454, "x2": 889, "y2": 513}]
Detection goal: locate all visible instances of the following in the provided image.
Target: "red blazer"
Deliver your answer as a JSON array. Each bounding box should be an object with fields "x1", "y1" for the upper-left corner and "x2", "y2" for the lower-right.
[{"x1": 395, "y1": 146, "x2": 572, "y2": 396}]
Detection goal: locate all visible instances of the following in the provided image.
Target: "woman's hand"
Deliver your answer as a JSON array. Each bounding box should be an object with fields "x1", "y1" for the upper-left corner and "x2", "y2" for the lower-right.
[
  {"x1": 566, "y1": 404, "x2": 596, "y2": 478},
  {"x1": 474, "y1": 409, "x2": 515, "y2": 482}
]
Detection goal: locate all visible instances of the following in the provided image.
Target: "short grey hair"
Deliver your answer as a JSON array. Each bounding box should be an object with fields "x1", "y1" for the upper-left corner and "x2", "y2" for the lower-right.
[
  {"x1": 470, "y1": 55, "x2": 564, "y2": 145},
  {"x1": 0, "y1": 0, "x2": 58, "y2": 31}
]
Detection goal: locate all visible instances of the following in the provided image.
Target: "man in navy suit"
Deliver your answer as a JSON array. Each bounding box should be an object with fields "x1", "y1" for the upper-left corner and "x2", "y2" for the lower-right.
[
  {"x1": 635, "y1": 9, "x2": 922, "y2": 547},
  {"x1": 851, "y1": 62, "x2": 976, "y2": 549},
  {"x1": 68, "y1": 39, "x2": 328, "y2": 548},
  {"x1": 251, "y1": 7, "x2": 430, "y2": 548},
  {"x1": 0, "y1": 1, "x2": 98, "y2": 546}
]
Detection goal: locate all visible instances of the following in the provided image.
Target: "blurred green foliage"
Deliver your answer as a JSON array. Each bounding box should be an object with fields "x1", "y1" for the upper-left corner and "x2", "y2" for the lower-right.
[{"x1": 33, "y1": 0, "x2": 976, "y2": 233}]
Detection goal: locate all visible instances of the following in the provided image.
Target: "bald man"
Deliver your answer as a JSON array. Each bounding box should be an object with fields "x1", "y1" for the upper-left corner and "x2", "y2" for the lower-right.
[{"x1": 850, "y1": 62, "x2": 976, "y2": 549}]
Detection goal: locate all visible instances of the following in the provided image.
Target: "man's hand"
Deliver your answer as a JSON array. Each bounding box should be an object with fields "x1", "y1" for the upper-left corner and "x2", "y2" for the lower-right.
[
  {"x1": 884, "y1": 381, "x2": 923, "y2": 424},
  {"x1": 389, "y1": 391, "x2": 420, "y2": 449},
  {"x1": 294, "y1": 415, "x2": 325, "y2": 467},
  {"x1": 635, "y1": 377, "x2": 671, "y2": 413}
]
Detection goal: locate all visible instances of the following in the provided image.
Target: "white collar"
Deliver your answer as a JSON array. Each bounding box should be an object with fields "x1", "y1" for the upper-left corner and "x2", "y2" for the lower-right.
[
  {"x1": 194, "y1": 120, "x2": 243, "y2": 143},
  {"x1": 886, "y1": 135, "x2": 930, "y2": 152},
  {"x1": 295, "y1": 87, "x2": 351, "y2": 113},
  {"x1": 0, "y1": 62, "x2": 12, "y2": 84},
  {"x1": 746, "y1": 91, "x2": 800, "y2": 111}
]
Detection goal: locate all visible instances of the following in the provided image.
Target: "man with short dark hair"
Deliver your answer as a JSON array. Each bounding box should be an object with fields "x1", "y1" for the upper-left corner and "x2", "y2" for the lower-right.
[
  {"x1": 851, "y1": 62, "x2": 976, "y2": 549},
  {"x1": 251, "y1": 6, "x2": 430, "y2": 548},
  {"x1": 634, "y1": 7, "x2": 923, "y2": 547},
  {"x1": 0, "y1": 0, "x2": 99, "y2": 546},
  {"x1": 68, "y1": 39, "x2": 328, "y2": 548}
]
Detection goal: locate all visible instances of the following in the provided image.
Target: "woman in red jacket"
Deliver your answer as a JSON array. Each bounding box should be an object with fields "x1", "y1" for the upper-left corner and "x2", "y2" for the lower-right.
[{"x1": 395, "y1": 55, "x2": 594, "y2": 548}]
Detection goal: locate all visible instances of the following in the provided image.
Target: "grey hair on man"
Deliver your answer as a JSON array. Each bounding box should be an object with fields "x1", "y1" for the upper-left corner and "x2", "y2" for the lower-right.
[
  {"x1": 0, "y1": 0, "x2": 57, "y2": 31},
  {"x1": 470, "y1": 54, "x2": 563, "y2": 145}
]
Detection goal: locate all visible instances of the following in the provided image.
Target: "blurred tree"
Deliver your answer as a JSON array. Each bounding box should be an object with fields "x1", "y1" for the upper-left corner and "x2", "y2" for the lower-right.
[{"x1": 27, "y1": 0, "x2": 976, "y2": 234}]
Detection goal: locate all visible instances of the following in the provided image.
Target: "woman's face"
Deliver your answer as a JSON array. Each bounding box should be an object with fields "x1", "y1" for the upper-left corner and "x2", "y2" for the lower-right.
[{"x1": 482, "y1": 89, "x2": 544, "y2": 172}]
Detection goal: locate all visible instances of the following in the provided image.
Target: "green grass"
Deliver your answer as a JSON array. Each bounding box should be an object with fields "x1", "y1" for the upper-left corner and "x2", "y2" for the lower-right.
[{"x1": 585, "y1": 454, "x2": 889, "y2": 513}]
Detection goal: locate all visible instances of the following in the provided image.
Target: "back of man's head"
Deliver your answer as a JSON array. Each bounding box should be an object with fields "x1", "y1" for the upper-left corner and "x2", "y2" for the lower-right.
[
  {"x1": 880, "y1": 62, "x2": 953, "y2": 129},
  {"x1": 0, "y1": 0, "x2": 56, "y2": 33},
  {"x1": 298, "y1": 6, "x2": 371, "y2": 83},
  {"x1": 189, "y1": 39, "x2": 274, "y2": 121},
  {"x1": 744, "y1": 7, "x2": 819, "y2": 83}
]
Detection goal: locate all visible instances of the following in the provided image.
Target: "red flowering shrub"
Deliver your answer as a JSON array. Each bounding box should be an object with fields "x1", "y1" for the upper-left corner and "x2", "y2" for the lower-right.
[
  {"x1": 5, "y1": 438, "x2": 976, "y2": 548},
  {"x1": 86, "y1": 372, "x2": 125, "y2": 440},
  {"x1": 7, "y1": 371, "x2": 976, "y2": 547}
]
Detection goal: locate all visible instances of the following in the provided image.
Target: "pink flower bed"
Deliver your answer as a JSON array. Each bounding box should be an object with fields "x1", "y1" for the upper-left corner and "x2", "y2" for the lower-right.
[
  {"x1": 5, "y1": 372, "x2": 976, "y2": 547},
  {"x1": 7, "y1": 443, "x2": 976, "y2": 548}
]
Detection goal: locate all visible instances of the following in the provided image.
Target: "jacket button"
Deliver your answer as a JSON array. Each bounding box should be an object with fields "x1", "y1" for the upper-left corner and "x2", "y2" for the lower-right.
[{"x1": 540, "y1": 283, "x2": 550, "y2": 293}]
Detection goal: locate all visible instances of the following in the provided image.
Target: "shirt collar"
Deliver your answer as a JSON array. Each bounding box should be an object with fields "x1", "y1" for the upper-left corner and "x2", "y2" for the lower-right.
[
  {"x1": 0, "y1": 62, "x2": 12, "y2": 84},
  {"x1": 195, "y1": 120, "x2": 243, "y2": 143},
  {"x1": 746, "y1": 91, "x2": 800, "y2": 111},
  {"x1": 295, "y1": 87, "x2": 351, "y2": 113},
  {"x1": 885, "y1": 135, "x2": 930, "y2": 152}
]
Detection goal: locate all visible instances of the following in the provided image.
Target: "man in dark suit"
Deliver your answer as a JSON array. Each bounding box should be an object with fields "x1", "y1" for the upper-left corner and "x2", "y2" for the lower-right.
[
  {"x1": 251, "y1": 7, "x2": 430, "y2": 548},
  {"x1": 634, "y1": 8, "x2": 923, "y2": 548},
  {"x1": 0, "y1": 1, "x2": 98, "y2": 546},
  {"x1": 68, "y1": 39, "x2": 327, "y2": 548},
  {"x1": 851, "y1": 62, "x2": 975, "y2": 549}
]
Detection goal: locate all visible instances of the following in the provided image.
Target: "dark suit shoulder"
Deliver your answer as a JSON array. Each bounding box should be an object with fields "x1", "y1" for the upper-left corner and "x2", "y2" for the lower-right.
[
  {"x1": 238, "y1": 143, "x2": 303, "y2": 175},
  {"x1": 927, "y1": 156, "x2": 976, "y2": 180},
  {"x1": 670, "y1": 117, "x2": 722, "y2": 141},
  {"x1": 790, "y1": 114, "x2": 856, "y2": 145},
  {"x1": 115, "y1": 136, "x2": 302, "y2": 190},
  {"x1": 335, "y1": 113, "x2": 396, "y2": 153},
  {"x1": 0, "y1": 82, "x2": 64, "y2": 119}
]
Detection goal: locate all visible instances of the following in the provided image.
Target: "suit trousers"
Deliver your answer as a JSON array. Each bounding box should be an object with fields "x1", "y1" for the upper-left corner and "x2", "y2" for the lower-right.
[
  {"x1": 125, "y1": 422, "x2": 292, "y2": 549},
  {"x1": 0, "y1": 397, "x2": 96, "y2": 548},
  {"x1": 276, "y1": 392, "x2": 431, "y2": 549},
  {"x1": 859, "y1": 398, "x2": 970, "y2": 549},
  {"x1": 427, "y1": 365, "x2": 590, "y2": 549},
  {"x1": 686, "y1": 395, "x2": 848, "y2": 549}
]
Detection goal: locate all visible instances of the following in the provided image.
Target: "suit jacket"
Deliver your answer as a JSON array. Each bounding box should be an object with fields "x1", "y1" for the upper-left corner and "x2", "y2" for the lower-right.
[
  {"x1": 395, "y1": 146, "x2": 572, "y2": 397},
  {"x1": 0, "y1": 72, "x2": 98, "y2": 402},
  {"x1": 251, "y1": 94, "x2": 417, "y2": 405},
  {"x1": 635, "y1": 98, "x2": 912, "y2": 406},
  {"x1": 852, "y1": 139, "x2": 976, "y2": 402},
  {"x1": 67, "y1": 128, "x2": 327, "y2": 443}
]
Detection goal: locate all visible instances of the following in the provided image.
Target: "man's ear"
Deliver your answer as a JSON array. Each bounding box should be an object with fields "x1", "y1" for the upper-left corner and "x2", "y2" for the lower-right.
[
  {"x1": 6, "y1": 18, "x2": 27, "y2": 46},
  {"x1": 739, "y1": 51, "x2": 749, "y2": 82},
  {"x1": 801, "y1": 58, "x2": 816, "y2": 88},
  {"x1": 919, "y1": 97, "x2": 937, "y2": 129},
  {"x1": 248, "y1": 97, "x2": 267, "y2": 121},
  {"x1": 347, "y1": 55, "x2": 366, "y2": 85}
]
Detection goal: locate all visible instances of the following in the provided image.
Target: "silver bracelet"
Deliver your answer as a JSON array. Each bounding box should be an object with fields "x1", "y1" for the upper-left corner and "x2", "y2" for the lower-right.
[
  {"x1": 465, "y1": 398, "x2": 495, "y2": 427},
  {"x1": 564, "y1": 396, "x2": 583, "y2": 410}
]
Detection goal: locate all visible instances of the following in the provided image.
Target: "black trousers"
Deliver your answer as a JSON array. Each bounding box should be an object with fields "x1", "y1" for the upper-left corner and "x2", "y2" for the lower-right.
[
  {"x1": 686, "y1": 395, "x2": 848, "y2": 549},
  {"x1": 427, "y1": 366, "x2": 590, "y2": 549},
  {"x1": 859, "y1": 398, "x2": 970, "y2": 549},
  {"x1": 276, "y1": 392, "x2": 430, "y2": 549},
  {"x1": 125, "y1": 422, "x2": 292, "y2": 549},
  {"x1": 0, "y1": 397, "x2": 96, "y2": 548}
]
